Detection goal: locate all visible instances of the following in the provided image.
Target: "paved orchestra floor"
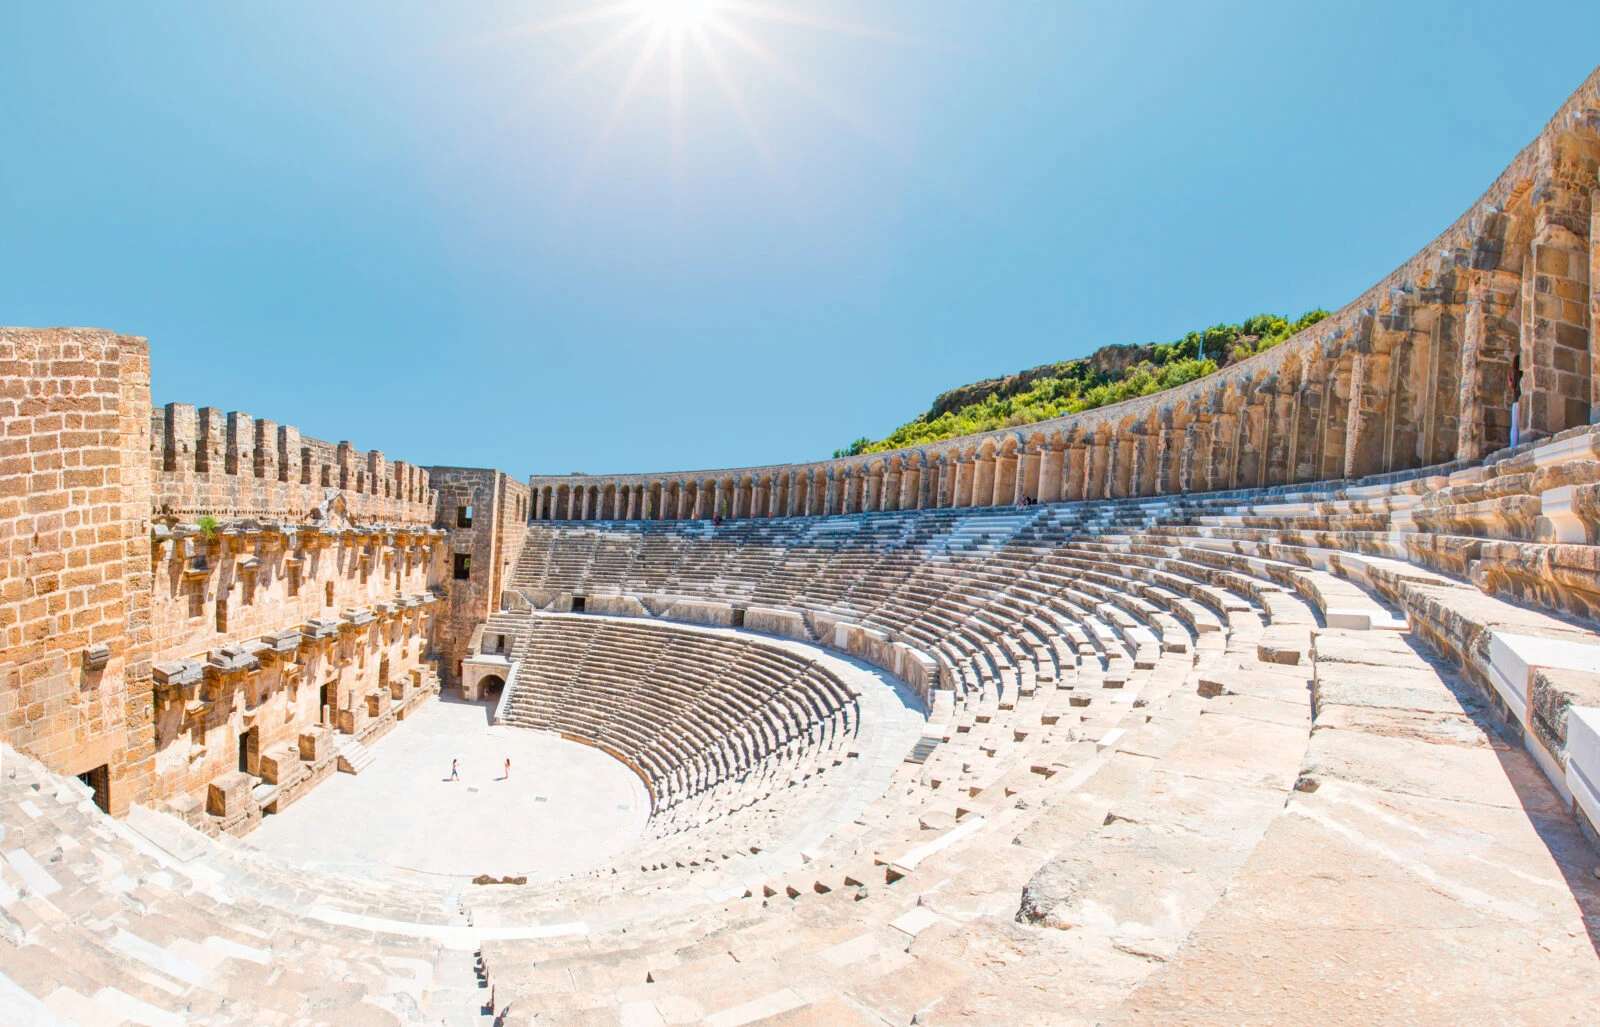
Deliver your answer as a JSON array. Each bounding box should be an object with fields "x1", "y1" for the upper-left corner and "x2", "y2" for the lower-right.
[{"x1": 248, "y1": 696, "x2": 650, "y2": 880}]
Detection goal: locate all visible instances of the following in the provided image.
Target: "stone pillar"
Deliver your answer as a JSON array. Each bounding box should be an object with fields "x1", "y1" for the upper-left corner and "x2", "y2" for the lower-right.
[
  {"x1": 1591, "y1": 187, "x2": 1600, "y2": 421},
  {"x1": 335, "y1": 440, "x2": 354, "y2": 490},
  {"x1": 276, "y1": 425, "x2": 302, "y2": 484},
  {"x1": 867, "y1": 468, "x2": 883, "y2": 511},
  {"x1": 1178, "y1": 427, "x2": 1197, "y2": 493},
  {"x1": 1019, "y1": 447, "x2": 1040, "y2": 503},
  {"x1": 162, "y1": 402, "x2": 195, "y2": 473},
  {"x1": 900, "y1": 464, "x2": 919, "y2": 510},
  {"x1": 1526, "y1": 213, "x2": 1592, "y2": 434},
  {"x1": 884, "y1": 467, "x2": 902, "y2": 511},
  {"x1": 712, "y1": 480, "x2": 725, "y2": 519},
  {"x1": 993, "y1": 450, "x2": 1017, "y2": 505},
  {"x1": 1456, "y1": 279, "x2": 1489, "y2": 460},
  {"x1": 935, "y1": 460, "x2": 953, "y2": 508},
  {"x1": 972, "y1": 453, "x2": 996, "y2": 507},
  {"x1": 245, "y1": 418, "x2": 275, "y2": 481},
  {"x1": 915, "y1": 461, "x2": 932, "y2": 509},
  {"x1": 369, "y1": 451, "x2": 388, "y2": 498},
  {"x1": 224, "y1": 412, "x2": 252, "y2": 475},
  {"x1": 1037, "y1": 445, "x2": 1061, "y2": 503},
  {"x1": 951, "y1": 458, "x2": 970, "y2": 507},
  {"x1": 197, "y1": 407, "x2": 225, "y2": 473}
]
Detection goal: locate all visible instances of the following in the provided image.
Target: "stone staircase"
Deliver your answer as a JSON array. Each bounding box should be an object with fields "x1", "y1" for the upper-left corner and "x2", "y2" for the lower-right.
[{"x1": 337, "y1": 737, "x2": 377, "y2": 775}]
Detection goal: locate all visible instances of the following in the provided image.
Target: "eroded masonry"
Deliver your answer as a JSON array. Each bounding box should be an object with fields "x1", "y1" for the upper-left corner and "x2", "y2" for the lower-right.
[{"x1": 2, "y1": 67, "x2": 1600, "y2": 1027}]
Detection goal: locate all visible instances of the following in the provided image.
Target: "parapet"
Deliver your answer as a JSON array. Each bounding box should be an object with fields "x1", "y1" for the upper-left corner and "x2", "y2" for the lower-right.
[{"x1": 151, "y1": 402, "x2": 436, "y2": 526}]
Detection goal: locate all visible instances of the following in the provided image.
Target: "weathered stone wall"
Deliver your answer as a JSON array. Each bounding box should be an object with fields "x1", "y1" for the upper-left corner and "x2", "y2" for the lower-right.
[
  {"x1": 146, "y1": 519, "x2": 446, "y2": 817},
  {"x1": 429, "y1": 467, "x2": 530, "y2": 688},
  {"x1": 0, "y1": 328, "x2": 154, "y2": 815},
  {"x1": 2, "y1": 333, "x2": 466, "y2": 826},
  {"x1": 529, "y1": 69, "x2": 1600, "y2": 521},
  {"x1": 152, "y1": 402, "x2": 435, "y2": 525}
]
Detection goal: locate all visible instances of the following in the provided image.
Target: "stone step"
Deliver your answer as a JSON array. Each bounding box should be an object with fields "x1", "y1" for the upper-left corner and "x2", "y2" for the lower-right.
[{"x1": 336, "y1": 739, "x2": 376, "y2": 775}]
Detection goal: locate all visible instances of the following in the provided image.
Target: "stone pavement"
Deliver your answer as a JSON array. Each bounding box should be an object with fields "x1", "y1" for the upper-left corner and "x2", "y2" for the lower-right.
[{"x1": 248, "y1": 696, "x2": 650, "y2": 880}]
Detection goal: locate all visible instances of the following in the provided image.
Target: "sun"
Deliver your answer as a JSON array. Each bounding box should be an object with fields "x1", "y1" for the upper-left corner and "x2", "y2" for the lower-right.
[{"x1": 632, "y1": 0, "x2": 719, "y2": 33}]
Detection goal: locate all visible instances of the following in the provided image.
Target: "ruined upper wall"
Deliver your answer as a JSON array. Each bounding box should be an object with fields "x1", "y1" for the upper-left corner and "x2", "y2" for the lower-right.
[
  {"x1": 529, "y1": 67, "x2": 1600, "y2": 520},
  {"x1": 152, "y1": 402, "x2": 436, "y2": 525}
]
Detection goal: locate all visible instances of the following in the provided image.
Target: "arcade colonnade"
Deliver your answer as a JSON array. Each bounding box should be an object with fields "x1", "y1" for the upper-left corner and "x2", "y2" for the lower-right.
[{"x1": 531, "y1": 69, "x2": 1600, "y2": 523}]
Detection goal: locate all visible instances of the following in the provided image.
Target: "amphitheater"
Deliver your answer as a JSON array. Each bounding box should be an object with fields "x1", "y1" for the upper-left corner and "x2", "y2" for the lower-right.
[{"x1": 4, "y1": 67, "x2": 1600, "y2": 1027}]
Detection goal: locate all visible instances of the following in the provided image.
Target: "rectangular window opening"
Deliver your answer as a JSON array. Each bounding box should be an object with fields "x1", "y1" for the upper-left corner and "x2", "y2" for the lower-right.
[
  {"x1": 453, "y1": 553, "x2": 472, "y2": 580},
  {"x1": 77, "y1": 765, "x2": 110, "y2": 814},
  {"x1": 457, "y1": 505, "x2": 474, "y2": 528}
]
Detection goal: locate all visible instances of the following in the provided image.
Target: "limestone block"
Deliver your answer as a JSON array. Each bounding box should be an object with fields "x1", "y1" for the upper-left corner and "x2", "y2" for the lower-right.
[
  {"x1": 366, "y1": 689, "x2": 392, "y2": 719},
  {"x1": 338, "y1": 703, "x2": 369, "y2": 735},
  {"x1": 661, "y1": 599, "x2": 736, "y2": 627},
  {"x1": 1566, "y1": 706, "x2": 1600, "y2": 835},
  {"x1": 587, "y1": 594, "x2": 649, "y2": 618},
  {"x1": 299, "y1": 727, "x2": 335, "y2": 762},
  {"x1": 1529, "y1": 667, "x2": 1600, "y2": 757},
  {"x1": 258, "y1": 745, "x2": 303, "y2": 786},
  {"x1": 207, "y1": 772, "x2": 255, "y2": 818},
  {"x1": 743, "y1": 607, "x2": 809, "y2": 640}
]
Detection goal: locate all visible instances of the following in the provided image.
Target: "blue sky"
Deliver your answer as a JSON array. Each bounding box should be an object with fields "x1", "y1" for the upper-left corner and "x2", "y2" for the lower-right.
[{"x1": 3, "y1": 2, "x2": 1597, "y2": 478}]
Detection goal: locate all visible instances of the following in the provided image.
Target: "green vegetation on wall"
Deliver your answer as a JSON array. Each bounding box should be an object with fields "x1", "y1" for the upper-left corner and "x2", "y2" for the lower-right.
[{"x1": 834, "y1": 310, "x2": 1329, "y2": 458}]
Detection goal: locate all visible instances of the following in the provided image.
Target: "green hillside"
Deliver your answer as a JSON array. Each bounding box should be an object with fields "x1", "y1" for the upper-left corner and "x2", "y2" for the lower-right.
[{"x1": 834, "y1": 310, "x2": 1329, "y2": 457}]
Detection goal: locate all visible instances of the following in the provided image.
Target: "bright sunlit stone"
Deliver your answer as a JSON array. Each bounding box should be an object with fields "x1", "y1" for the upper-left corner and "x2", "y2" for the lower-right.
[{"x1": 632, "y1": 0, "x2": 718, "y2": 32}]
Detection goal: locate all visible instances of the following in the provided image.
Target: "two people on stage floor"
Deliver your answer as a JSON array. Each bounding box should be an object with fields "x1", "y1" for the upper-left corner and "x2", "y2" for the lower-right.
[{"x1": 447, "y1": 757, "x2": 510, "y2": 781}]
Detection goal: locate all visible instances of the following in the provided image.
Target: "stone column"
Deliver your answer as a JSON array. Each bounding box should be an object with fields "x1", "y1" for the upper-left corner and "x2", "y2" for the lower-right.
[
  {"x1": 866, "y1": 468, "x2": 883, "y2": 511},
  {"x1": 1591, "y1": 187, "x2": 1600, "y2": 421},
  {"x1": 993, "y1": 450, "x2": 1017, "y2": 505},
  {"x1": 712, "y1": 480, "x2": 725, "y2": 519},
  {"x1": 1019, "y1": 447, "x2": 1040, "y2": 502},
  {"x1": 623, "y1": 485, "x2": 636, "y2": 520},
  {"x1": 197, "y1": 407, "x2": 225, "y2": 473},
  {"x1": 1153, "y1": 429, "x2": 1170, "y2": 494},
  {"x1": 951, "y1": 459, "x2": 969, "y2": 507},
  {"x1": 1036, "y1": 445, "x2": 1060, "y2": 503},
  {"x1": 883, "y1": 467, "x2": 902, "y2": 511},
  {"x1": 223, "y1": 412, "x2": 252, "y2": 475},
  {"x1": 252, "y1": 419, "x2": 278, "y2": 481},
  {"x1": 935, "y1": 459, "x2": 953, "y2": 508},
  {"x1": 901, "y1": 463, "x2": 919, "y2": 509},
  {"x1": 972, "y1": 453, "x2": 996, "y2": 507},
  {"x1": 1516, "y1": 206, "x2": 1591, "y2": 436},
  {"x1": 1456, "y1": 279, "x2": 1489, "y2": 461}
]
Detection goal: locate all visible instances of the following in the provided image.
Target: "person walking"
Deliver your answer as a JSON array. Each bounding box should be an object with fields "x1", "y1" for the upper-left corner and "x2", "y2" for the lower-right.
[
  {"x1": 450, "y1": 758, "x2": 459, "y2": 781},
  {"x1": 503, "y1": 757, "x2": 511, "y2": 780}
]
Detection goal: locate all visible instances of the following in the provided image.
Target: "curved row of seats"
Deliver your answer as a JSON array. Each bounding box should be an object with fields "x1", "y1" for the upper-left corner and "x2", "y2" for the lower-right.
[
  {"x1": 9, "y1": 429, "x2": 1600, "y2": 1024},
  {"x1": 471, "y1": 432, "x2": 1600, "y2": 1023},
  {"x1": 497, "y1": 614, "x2": 859, "y2": 819},
  {"x1": 0, "y1": 745, "x2": 475, "y2": 1026}
]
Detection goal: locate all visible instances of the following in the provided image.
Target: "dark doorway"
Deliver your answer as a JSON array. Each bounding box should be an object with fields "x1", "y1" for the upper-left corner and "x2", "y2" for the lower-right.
[
  {"x1": 238, "y1": 727, "x2": 258, "y2": 775},
  {"x1": 571, "y1": 595, "x2": 586, "y2": 613},
  {"x1": 320, "y1": 682, "x2": 334, "y2": 724},
  {"x1": 78, "y1": 764, "x2": 110, "y2": 814},
  {"x1": 482, "y1": 674, "x2": 506, "y2": 704},
  {"x1": 731, "y1": 608, "x2": 746, "y2": 628}
]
